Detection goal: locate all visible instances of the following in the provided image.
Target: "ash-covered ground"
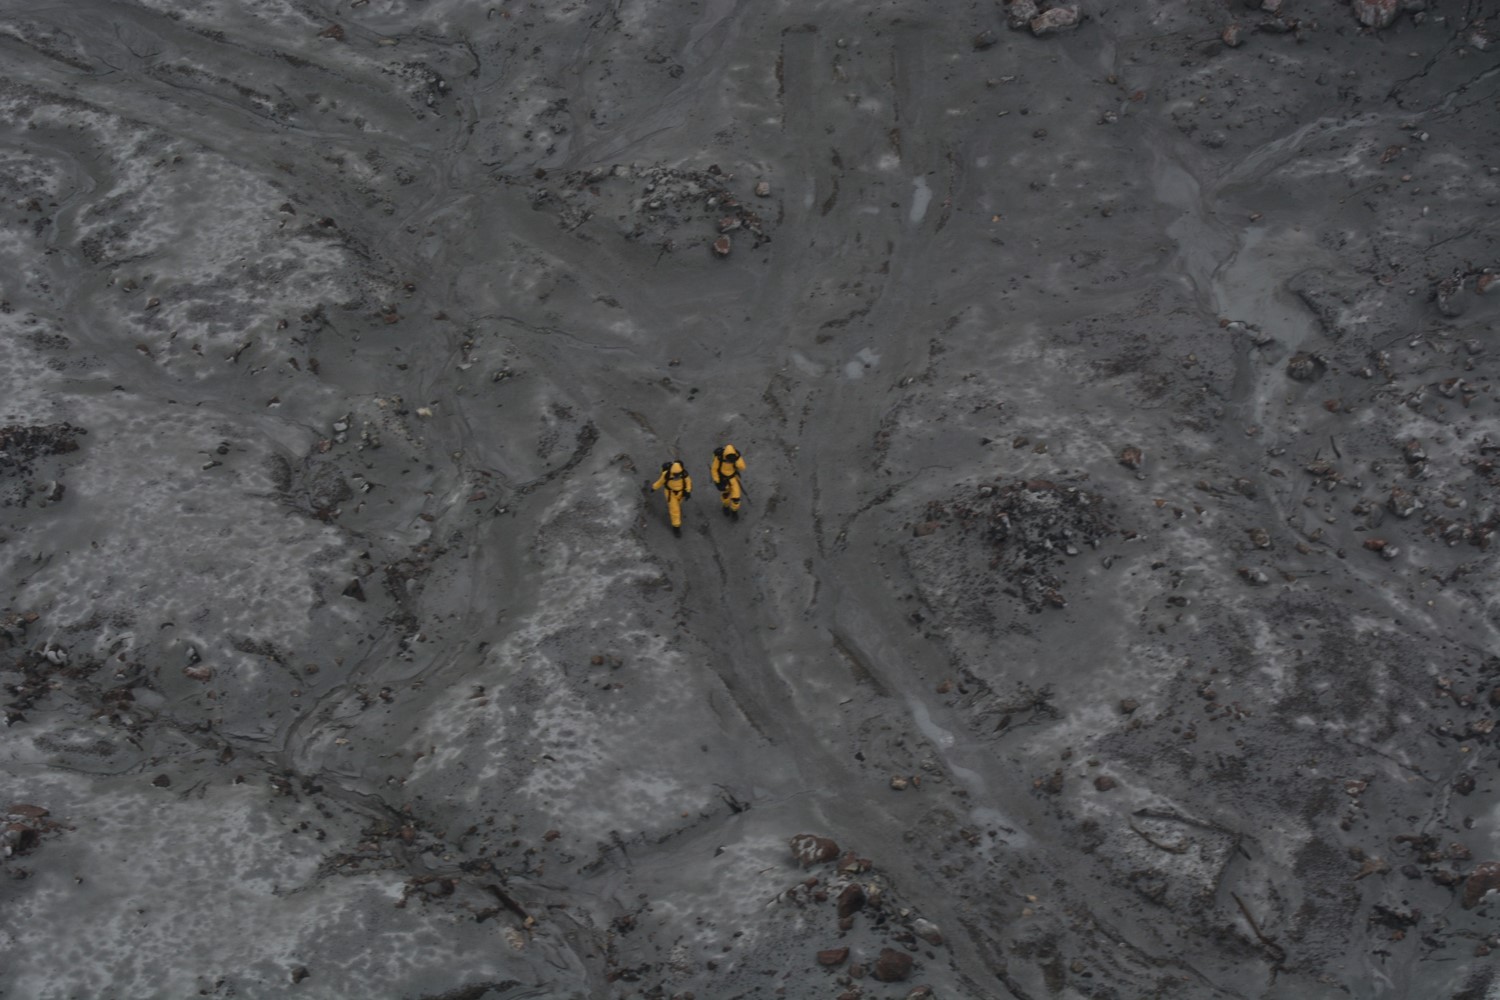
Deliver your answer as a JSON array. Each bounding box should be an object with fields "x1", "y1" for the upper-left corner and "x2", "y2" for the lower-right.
[{"x1": 2, "y1": 1, "x2": 1499, "y2": 998}]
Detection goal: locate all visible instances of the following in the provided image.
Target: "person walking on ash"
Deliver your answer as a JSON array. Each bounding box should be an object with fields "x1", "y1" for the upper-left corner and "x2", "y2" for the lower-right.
[
  {"x1": 710, "y1": 445, "x2": 746, "y2": 519},
  {"x1": 648, "y1": 460, "x2": 692, "y2": 536}
]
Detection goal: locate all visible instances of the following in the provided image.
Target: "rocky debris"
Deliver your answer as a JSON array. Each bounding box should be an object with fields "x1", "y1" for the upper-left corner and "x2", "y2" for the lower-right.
[
  {"x1": 1285, "y1": 352, "x2": 1325, "y2": 382},
  {"x1": 1247, "y1": 527, "x2": 1271, "y2": 549},
  {"x1": 0, "y1": 423, "x2": 84, "y2": 481},
  {"x1": 518, "y1": 162, "x2": 772, "y2": 255},
  {"x1": 889, "y1": 774, "x2": 910, "y2": 790},
  {"x1": 3, "y1": 803, "x2": 63, "y2": 861},
  {"x1": 1094, "y1": 775, "x2": 1117, "y2": 791},
  {"x1": 0, "y1": 608, "x2": 39, "y2": 647},
  {"x1": 712, "y1": 235, "x2": 732, "y2": 257},
  {"x1": 1004, "y1": 0, "x2": 1040, "y2": 30},
  {"x1": 1221, "y1": 23, "x2": 1245, "y2": 47},
  {"x1": 1462, "y1": 861, "x2": 1500, "y2": 909},
  {"x1": 1118, "y1": 446, "x2": 1143, "y2": 470},
  {"x1": 1029, "y1": 5, "x2": 1081, "y2": 36},
  {"x1": 1387, "y1": 486, "x2": 1422, "y2": 519},
  {"x1": 818, "y1": 947, "x2": 850, "y2": 966},
  {"x1": 973, "y1": 28, "x2": 998, "y2": 49},
  {"x1": 911, "y1": 917, "x2": 943, "y2": 946},
  {"x1": 1351, "y1": 0, "x2": 1430, "y2": 30},
  {"x1": 872, "y1": 948, "x2": 915, "y2": 982},
  {"x1": 919, "y1": 477, "x2": 1113, "y2": 612},
  {"x1": 837, "y1": 883, "x2": 867, "y2": 918},
  {"x1": 790, "y1": 833, "x2": 840, "y2": 867}
]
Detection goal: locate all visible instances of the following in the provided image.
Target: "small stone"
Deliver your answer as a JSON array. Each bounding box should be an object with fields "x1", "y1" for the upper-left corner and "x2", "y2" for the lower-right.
[
  {"x1": 712, "y1": 235, "x2": 732, "y2": 257},
  {"x1": 1286, "y1": 353, "x2": 1323, "y2": 381},
  {"x1": 1388, "y1": 487, "x2": 1422, "y2": 518},
  {"x1": 1119, "y1": 698, "x2": 1139, "y2": 714},
  {"x1": 184, "y1": 665, "x2": 213, "y2": 681},
  {"x1": 818, "y1": 947, "x2": 849, "y2": 966},
  {"x1": 911, "y1": 917, "x2": 943, "y2": 945},
  {"x1": 1222, "y1": 23, "x2": 1244, "y2": 46},
  {"x1": 973, "y1": 28, "x2": 998, "y2": 49},
  {"x1": 1094, "y1": 775, "x2": 1117, "y2": 792},
  {"x1": 789, "y1": 834, "x2": 841, "y2": 866},
  {"x1": 1005, "y1": 0, "x2": 1040, "y2": 30},
  {"x1": 1030, "y1": 6, "x2": 1080, "y2": 36},
  {"x1": 1363, "y1": 538, "x2": 1388, "y2": 553},
  {"x1": 912, "y1": 521, "x2": 940, "y2": 537},
  {"x1": 151, "y1": 774, "x2": 171, "y2": 788},
  {"x1": 889, "y1": 775, "x2": 909, "y2": 791},
  {"x1": 342, "y1": 578, "x2": 366, "y2": 601},
  {"x1": 1247, "y1": 527, "x2": 1271, "y2": 549},
  {"x1": 1118, "y1": 446, "x2": 1144, "y2": 470},
  {"x1": 1351, "y1": 0, "x2": 1399, "y2": 29},
  {"x1": 872, "y1": 948, "x2": 914, "y2": 982},
  {"x1": 290, "y1": 966, "x2": 310, "y2": 984},
  {"x1": 754, "y1": 180, "x2": 771, "y2": 197},
  {"x1": 1238, "y1": 566, "x2": 1269, "y2": 586}
]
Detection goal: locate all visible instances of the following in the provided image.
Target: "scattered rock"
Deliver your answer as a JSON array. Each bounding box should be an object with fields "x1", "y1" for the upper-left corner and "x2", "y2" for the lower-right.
[
  {"x1": 1094, "y1": 775, "x2": 1117, "y2": 792},
  {"x1": 1119, "y1": 698, "x2": 1139, "y2": 714},
  {"x1": 818, "y1": 947, "x2": 850, "y2": 966},
  {"x1": 1118, "y1": 446, "x2": 1143, "y2": 470},
  {"x1": 1030, "y1": 6, "x2": 1081, "y2": 36},
  {"x1": 837, "y1": 883, "x2": 867, "y2": 918},
  {"x1": 1247, "y1": 527, "x2": 1271, "y2": 549},
  {"x1": 790, "y1": 833, "x2": 840, "y2": 866},
  {"x1": 973, "y1": 28, "x2": 998, "y2": 49},
  {"x1": 1238, "y1": 566, "x2": 1269, "y2": 586},
  {"x1": 1221, "y1": 23, "x2": 1244, "y2": 47},
  {"x1": 1005, "y1": 0, "x2": 1040, "y2": 30},
  {"x1": 1388, "y1": 487, "x2": 1422, "y2": 519},
  {"x1": 912, "y1": 520, "x2": 941, "y2": 537},
  {"x1": 1286, "y1": 352, "x2": 1324, "y2": 381},
  {"x1": 290, "y1": 965, "x2": 310, "y2": 984},
  {"x1": 1462, "y1": 861, "x2": 1500, "y2": 908},
  {"x1": 872, "y1": 948, "x2": 915, "y2": 982},
  {"x1": 911, "y1": 917, "x2": 943, "y2": 945},
  {"x1": 151, "y1": 774, "x2": 171, "y2": 788},
  {"x1": 342, "y1": 578, "x2": 366, "y2": 601},
  {"x1": 754, "y1": 180, "x2": 771, "y2": 197},
  {"x1": 890, "y1": 775, "x2": 909, "y2": 790}
]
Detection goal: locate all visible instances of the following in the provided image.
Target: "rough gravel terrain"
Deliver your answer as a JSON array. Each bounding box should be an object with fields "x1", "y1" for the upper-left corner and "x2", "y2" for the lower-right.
[{"x1": 2, "y1": 1, "x2": 1499, "y2": 998}]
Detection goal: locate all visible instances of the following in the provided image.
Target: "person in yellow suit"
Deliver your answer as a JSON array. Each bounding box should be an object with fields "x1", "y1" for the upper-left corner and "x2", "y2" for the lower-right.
[
  {"x1": 710, "y1": 445, "x2": 746, "y2": 519},
  {"x1": 649, "y1": 460, "x2": 692, "y2": 536}
]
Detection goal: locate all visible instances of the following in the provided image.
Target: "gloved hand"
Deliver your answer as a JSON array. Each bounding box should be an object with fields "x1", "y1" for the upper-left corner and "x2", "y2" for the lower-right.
[
  {"x1": 643, "y1": 479, "x2": 651, "y2": 491},
  {"x1": 685, "y1": 492, "x2": 692, "y2": 500}
]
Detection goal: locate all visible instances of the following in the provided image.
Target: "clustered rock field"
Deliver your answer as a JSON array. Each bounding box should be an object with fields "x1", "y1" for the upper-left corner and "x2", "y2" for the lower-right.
[{"x1": 2, "y1": 1, "x2": 1498, "y2": 998}]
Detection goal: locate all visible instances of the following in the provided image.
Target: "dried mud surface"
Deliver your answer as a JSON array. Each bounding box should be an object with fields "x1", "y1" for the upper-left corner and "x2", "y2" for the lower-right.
[{"x1": 2, "y1": 1, "x2": 1499, "y2": 998}]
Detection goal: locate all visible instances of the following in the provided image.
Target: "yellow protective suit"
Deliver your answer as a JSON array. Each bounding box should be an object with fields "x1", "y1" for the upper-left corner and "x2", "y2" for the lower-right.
[
  {"x1": 710, "y1": 445, "x2": 746, "y2": 516},
  {"x1": 650, "y1": 460, "x2": 692, "y2": 532}
]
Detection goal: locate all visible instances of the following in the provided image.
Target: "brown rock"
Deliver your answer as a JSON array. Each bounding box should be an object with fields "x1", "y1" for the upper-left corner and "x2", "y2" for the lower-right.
[
  {"x1": 1222, "y1": 23, "x2": 1244, "y2": 47},
  {"x1": 872, "y1": 948, "x2": 914, "y2": 982},
  {"x1": 817, "y1": 947, "x2": 850, "y2": 966},
  {"x1": 712, "y1": 235, "x2": 732, "y2": 257},
  {"x1": 1118, "y1": 446, "x2": 1144, "y2": 470},
  {"x1": 7, "y1": 804, "x2": 49, "y2": 819},
  {"x1": 790, "y1": 833, "x2": 840, "y2": 866},
  {"x1": 1094, "y1": 775, "x2": 1117, "y2": 792},
  {"x1": 837, "y1": 882, "x2": 867, "y2": 918},
  {"x1": 912, "y1": 520, "x2": 940, "y2": 537},
  {"x1": 754, "y1": 181, "x2": 771, "y2": 197},
  {"x1": 1119, "y1": 698, "x2": 1139, "y2": 714}
]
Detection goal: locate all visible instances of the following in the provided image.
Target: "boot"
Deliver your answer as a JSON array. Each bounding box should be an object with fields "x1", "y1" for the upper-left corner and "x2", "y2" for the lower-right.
[{"x1": 673, "y1": 525, "x2": 682, "y2": 537}]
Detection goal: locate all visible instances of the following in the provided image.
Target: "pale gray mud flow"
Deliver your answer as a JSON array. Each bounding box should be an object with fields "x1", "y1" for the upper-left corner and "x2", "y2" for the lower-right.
[{"x1": 2, "y1": 1, "x2": 1499, "y2": 998}]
